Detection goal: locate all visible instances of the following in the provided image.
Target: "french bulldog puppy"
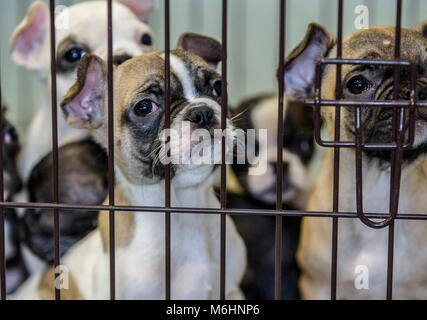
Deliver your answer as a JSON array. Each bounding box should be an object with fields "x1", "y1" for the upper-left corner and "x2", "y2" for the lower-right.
[
  {"x1": 228, "y1": 96, "x2": 315, "y2": 299},
  {"x1": 10, "y1": 0, "x2": 155, "y2": 180},
  {"x1": 232, "y1": 95, "x2": 314, "y2": 209},
  {"x1": 11, "y1": 33, "x2": 246, "y2": 300},
  {"x1": 19, "y1": 139, "x2": 108, "y2": 274},
  {"x1": 284, "y1": 23, "x2": 427, "y2": 299}
]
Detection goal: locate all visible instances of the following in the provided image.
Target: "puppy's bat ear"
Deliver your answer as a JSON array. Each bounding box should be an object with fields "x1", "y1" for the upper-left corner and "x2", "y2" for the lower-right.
[
  {"x1": 281, "y1": 23, "x2": 335, "y2": 100},
  {"x1": 115, "y1": 0, "x2": 155, "y2": 21},
  {"x1": 177, "y1": 33, "x2": 222, "y2": 69},
  {"x1": 414, "y1": 21, "x2": 427, "y2": 39},
  {"x1": 61, "y1": 54, "x2": 107, "y2": 129},
  {"x1": 10, "y1": 1, "x2": 49, "y2": 69}
]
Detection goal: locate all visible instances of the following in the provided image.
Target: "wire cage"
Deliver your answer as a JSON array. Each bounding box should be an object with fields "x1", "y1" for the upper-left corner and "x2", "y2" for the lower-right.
[{"x1": 0, "y1": 0, "x2": 425, "y2": 300}]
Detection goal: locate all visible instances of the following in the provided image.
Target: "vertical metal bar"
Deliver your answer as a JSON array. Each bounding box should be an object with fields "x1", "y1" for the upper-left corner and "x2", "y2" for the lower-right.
[
  {"x1": 107, "y1": 0, "x2": 116, "y2": 301},
  {"x1": 314, "y1": 63, "x2": 323, "y2": 146},
  {"x1": 164, "y1": 0, "x2": 171, "y2": 301},
  {"x1": 404, "y1": 63, "x2": 416, "y2": 148},
  {"x1": 274, "y1": 0, "x2": 286, "y2": 301},
  {"x1": 49, "y1": 0, "x2": 61, "y2": 301},
  {"x1": 220, "y1": 0, "x2": 228, "y2": 301},
  {"x1": 0, "y1": 61, "x2": 5, "y2": 301},
  {"x1": 331, "y1": 0, "x2": 343, "y2": 301},
  {"x1": 386, "y1": 0, "x2": 403, "y2": 300},
  {"x1": 355, "y1": 106, "x2": 364, "y2": 223}
]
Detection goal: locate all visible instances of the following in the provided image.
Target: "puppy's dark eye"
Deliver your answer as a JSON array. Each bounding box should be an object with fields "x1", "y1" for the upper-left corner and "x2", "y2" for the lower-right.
[
  {"x1": 141, "y1": 33, "x2": 152, "y2": 46},
  {"x1": 347, "y1": 75, "x2": 371, "y2": 94},
  {"x1": 133, "y1": 100, "x2": 158, "y2": 117},
  {"x1": 64, "y1": 47, "x2": 87, "y2": 63},
  {"x1": 212, "y1": 80, "x2": 222, "y2": 97}
]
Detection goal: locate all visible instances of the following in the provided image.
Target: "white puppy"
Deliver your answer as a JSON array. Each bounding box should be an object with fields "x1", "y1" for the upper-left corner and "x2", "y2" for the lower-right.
[{"x1": 10, "y1": 0, "x2": 155, "y2": 181}]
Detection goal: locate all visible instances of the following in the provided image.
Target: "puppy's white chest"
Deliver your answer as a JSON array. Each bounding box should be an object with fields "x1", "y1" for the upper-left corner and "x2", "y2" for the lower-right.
[
  {"x1": 115, "y1": 212, "x2": 217, "y2": 299},
  {"x1": 112, "y1": 177, "x2": 220, "y2": 299}
]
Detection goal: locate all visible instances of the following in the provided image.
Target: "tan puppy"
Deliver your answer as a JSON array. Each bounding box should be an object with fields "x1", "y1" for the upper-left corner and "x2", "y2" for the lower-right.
[
  {"x1": 11, "y1": 33, "x2": 246, "y2": 300},
  {"x1": 283, "y1": 23, "x2": 427, "y2": 299},
  {"x1": 10, "y1": 0, "x2": 155, "y2": 181}
]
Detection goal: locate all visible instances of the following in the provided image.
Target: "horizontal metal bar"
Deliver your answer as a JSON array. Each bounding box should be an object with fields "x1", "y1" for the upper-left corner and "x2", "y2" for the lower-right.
[
  {"x1": 321, "y1": 58, "x2": 412, "y2": 67},
  {"x1": 311, "y1": 139, "x2": 407, "y2": 149},
  {"x1": 306, "y1": 99, "x2": 427, "y2": 108},
  {"x1": 0, "y1": 201, "x2": 426, "y2": 219}
]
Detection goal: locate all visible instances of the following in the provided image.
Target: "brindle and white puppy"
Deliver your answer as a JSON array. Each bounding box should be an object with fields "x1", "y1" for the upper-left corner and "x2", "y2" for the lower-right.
[
  {"x1": 228, "y1": 96, "x2": 315, "y2": 299},
  {"x1": 11, "y1": 33, "x2": 246, "y2": 300},
  {"x1": 10, "y1": 0, "x2": 155, "y2": 180},
  {"x1": 284, "y1": 23, "x2": 427, "y2": 299},
  {"x1": 19, "y1": 139, "x2": 108, "y2": 274}
]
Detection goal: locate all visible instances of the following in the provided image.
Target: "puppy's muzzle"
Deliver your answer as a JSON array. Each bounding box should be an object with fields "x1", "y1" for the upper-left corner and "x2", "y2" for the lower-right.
[
  {"x1": 271, "y1": 161, "x2": 293, "y2": 189},
  {"x1": 379, "y1": 84, "x2": 427, "y2": 120},
  {"x1": 185, "y1": 106, "x2": 217, "y2": 129}
]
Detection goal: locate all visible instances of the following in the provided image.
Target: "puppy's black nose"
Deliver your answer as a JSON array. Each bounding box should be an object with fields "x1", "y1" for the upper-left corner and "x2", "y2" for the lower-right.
[
  {"x1": 186, "y1": 107, "x2": 215, "y2": 128},
  {"x1": 113, "y1": 53, "x2": 132, "y2": 66}
]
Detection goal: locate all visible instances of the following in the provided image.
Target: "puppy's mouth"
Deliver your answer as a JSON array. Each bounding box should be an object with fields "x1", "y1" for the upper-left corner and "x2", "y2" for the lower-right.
[
  {"x1": 166, "y1": 103, "x2": 238, "y2": 168},
  {"x1": 189, "y1": 130, "x2": 231, "y2": 159}
]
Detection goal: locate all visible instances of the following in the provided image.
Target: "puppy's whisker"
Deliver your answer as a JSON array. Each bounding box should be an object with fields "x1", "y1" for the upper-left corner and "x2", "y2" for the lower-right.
[
  {"x1": 230, "y1": 109, "x2": 250, "y2": 123},
  {"x1": 148, "y1": 144, "x2": 162, "y2": 158},
  {"x1": 151, "y1": 152, "x2": 163, "y2": 176}
]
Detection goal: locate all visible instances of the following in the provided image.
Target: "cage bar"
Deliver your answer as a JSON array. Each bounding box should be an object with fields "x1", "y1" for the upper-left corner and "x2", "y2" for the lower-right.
[
  {"x1": 0, "y1": 200, "x2": 426, "y2": 219},
  {"x1": 310, "y1": 58, "x2": 416, "y2": 150},
  {"x1": 164, "y1": 0, "x2": 171, "y2": 301},
  {"x1": 330, "y1": 0, "x2": 343, "y2": 301},
  {"x1": 107, "y1": 0, "x2": 116, "y2": 301},
  {"x1": 385, "y1": 0, "x2": 403, "y2": 300},
  {"x1": 219, "y1": 0, "x2": 228, "y2": 301},
  {"x1": 49, "y1": 0, "x2": 61, "y2": 301},
  {"x1": 274, "y1": 0, "x2": 286, "y2": 301},
  {"x1": 0, "y1": 59, "x2": 5, "y2": 301}
]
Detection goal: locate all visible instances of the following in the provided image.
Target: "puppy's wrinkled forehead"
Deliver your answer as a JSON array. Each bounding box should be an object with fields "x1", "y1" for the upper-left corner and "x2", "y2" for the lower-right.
[
  {"x1": 115, "y1": 50, "x2": 219, "y2": 106},
  {"x1": 342, "y1": 26, "x2": 427, "y2": 66},
  {"x1": 320, "y1": 26, "x2": 427, "y2": 97}
]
